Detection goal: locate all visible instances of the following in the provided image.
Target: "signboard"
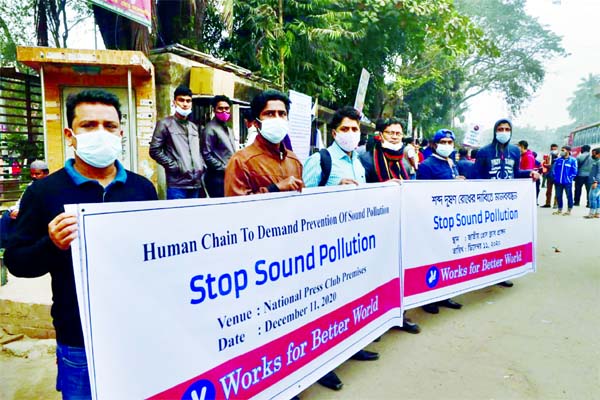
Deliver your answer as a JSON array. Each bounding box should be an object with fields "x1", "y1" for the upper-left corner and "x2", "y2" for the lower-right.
[
  {"x1": 91, "y1": 0, "x2": 152, "y2": 29},
  {"x1": 463, "y1": 124, "x2": 481, "y2": 147},
  {"x1": 288, "y1": 90, "x2": 312, "y2": 162},
  {"x1": 353, "y1": 68, "x2": 370, "y2": 113},
  {"x1": 68, "y1": 183, "x2": 403, "y2": 399},
  {"x1": 400, "y1": 179, "x2": 536, "y2": 308}
]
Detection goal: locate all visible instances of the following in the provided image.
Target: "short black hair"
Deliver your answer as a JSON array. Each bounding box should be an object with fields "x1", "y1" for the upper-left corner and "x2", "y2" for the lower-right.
[
  {"x1": 402, "y1": 136, "x2": 415, "y2": 145},
  {"x1": 581, "y1": 144, "x2": 591, "y2": 152},
  {"x1": 212, "y1": 94, "x2": 232, "y2": 108},
  {"x1": 550, "y1": 143, "x2": 558, "y2": 149},
  {"x1": 375, "y1": 117, "x2": 405, "y2": 133},
  {"x1": 518, "y1": 140, "x2": 529, "y2": 149},
  {"x1": 66, "y1": 89, "x2": 122, "y2": 129},
  {"x1": 174, "y1": 84, "x2": 193, "y2": 98},
  {"x1": 421, "y1": 138, "x2": 429, "y2": 147},
  {"x1": 470, "y1": 149, "x2": 478, "y2": 159},
  {"x1": 458, "y1": 148, "x2": 468, "y2": 157},
  {"x1": 562, "y1": 145, "x2": 571, "y2": 152},
  {"x1": 250, "y1": 89, "x2": 290, "y2": 120},
  {"x1": 330, "y1": 106, "x2": 361, "y2": 130}
]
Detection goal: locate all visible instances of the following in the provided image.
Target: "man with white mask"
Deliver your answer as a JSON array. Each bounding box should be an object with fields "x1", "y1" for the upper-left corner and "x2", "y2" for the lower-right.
[
  {"x1": 303, "y1": 106, "x2": 365, "y2": 187},
  {"x1": 417, "y1": 129, "x2": 465, "y2": 314},
  {"x1": 150, "y1": 84, "x2": 205, "y2": 199},
  {"x1": 474, "y1": 118, "x2": 539, "y2": 288},
  {"x1": 4, "y1": 89, "x2": 158, "y2": 398},
  {"x1": 302, "y1": 106, "x2": 379, "y2": 392},
  {"x1": 417, "y1": 129, "x2": 463, "y2": 180},
  {"x1": 225, "y1": 89, "x2": 303, "y2": 196}
]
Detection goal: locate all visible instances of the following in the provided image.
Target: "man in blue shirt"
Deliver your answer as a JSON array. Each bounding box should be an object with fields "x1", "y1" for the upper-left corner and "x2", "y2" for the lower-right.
[
  {"x1": 552, "y1": 145, "x2": 578, "y2": 216},
  {"x1": 303, "y1": 106, "x2": 378, "y2": 392},
  {"x1": 303, "y1": 106, "x2": 365, "y2": 187}
]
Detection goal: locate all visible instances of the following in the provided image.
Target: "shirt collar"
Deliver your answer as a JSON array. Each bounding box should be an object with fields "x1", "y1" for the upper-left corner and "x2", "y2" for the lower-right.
[
  {"x1": 329, "y1": 141, "x2": 356, "y2": 160},
  {"x1": 64, "y1": 158, "x2": 127, "y2": 186}
]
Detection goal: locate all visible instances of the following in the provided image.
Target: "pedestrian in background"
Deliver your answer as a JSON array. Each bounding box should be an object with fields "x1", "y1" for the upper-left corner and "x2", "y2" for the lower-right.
[
  {"x1": 201, "y1": 95, "x2": 237, "y2": 198},
  {"x1": 150, "y1": 84, "x2": 205, "y2": 199},
  {"x1": 552, "y1": 145, "x2": 578, "y2": 216},
  {"x1": 574, "y1": 144, "x2": 593, "y2": 207}
]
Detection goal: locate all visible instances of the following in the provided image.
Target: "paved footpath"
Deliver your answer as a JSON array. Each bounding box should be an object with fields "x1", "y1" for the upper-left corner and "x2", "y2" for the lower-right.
[{"x1": 1, "y1": 206, "x2": 598, "y2": 399}]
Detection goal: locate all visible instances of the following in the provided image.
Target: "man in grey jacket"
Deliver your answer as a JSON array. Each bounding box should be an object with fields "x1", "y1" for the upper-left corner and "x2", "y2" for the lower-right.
[
  {"x1": 574, "y1": 144, "x2": 593, "y2": 207},
  {"x1": 150, "y1": 84, "x2": 205, "y2": 199},
  {"x1": 201, "y1": 95, "x2": 238, "y2": 197}
]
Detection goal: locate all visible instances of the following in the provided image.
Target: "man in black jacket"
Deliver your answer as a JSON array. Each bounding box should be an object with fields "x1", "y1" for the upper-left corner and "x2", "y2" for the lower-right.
[
  {"x1": 201, "y1": 95, "x2": 237, "y2": 197},
  {"x1": 5, "y1": 89, "x2": 158, "y2": 399},
  {"x1": 150, "y1": 84, "x2": 205, "y2": 199}
]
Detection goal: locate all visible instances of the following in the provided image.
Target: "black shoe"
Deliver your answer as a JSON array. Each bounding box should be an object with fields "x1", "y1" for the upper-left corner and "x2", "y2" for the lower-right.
[
  {"x1": 397, "y1": 318, "x2": 421, "y2": 334},
  {"x1": 439, "y1": 299, "x2": 462, "y2": 309},
  {"x1": 540, "y1": 204, "x2": 551, "y2": 208},
  {"x1": 350, "y1": 349, "x2": 379, "y2": 361},
  {"x1": 497, "y1": 280, "x2": 514, "y2": 287},
  {"x1": 422, "y1": 303, "x2": 439, "y2": 314},
  {"x1": 318, "y1": 371, "x2": 343, "y2": 391}
]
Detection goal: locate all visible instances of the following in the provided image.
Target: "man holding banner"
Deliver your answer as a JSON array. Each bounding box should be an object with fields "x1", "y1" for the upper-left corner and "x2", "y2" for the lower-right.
[
  {"x1": 303, "y1": 105, "x2": 379, "y2": 391},
  {"x1": 474, "y1": 118, "x2": 539, "y2": 287},
  {"x1": 4, "y1": 89, "x2": 158, "y2": 399},
  {"x1": 417, "y1": 129, "x2": 465, "y2": 314}
]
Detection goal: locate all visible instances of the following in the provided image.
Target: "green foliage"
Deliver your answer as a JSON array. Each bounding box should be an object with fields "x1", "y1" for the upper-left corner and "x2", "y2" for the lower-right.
[
  {"x1": 567, "y1": 74, "x2": 600, "y2": 126},
  {"x1": 454, "y1": 0, "x2": 566, "y2": 113},
  {"x1": 0, "y1": 0, "x2": 36, "y2": 64}
]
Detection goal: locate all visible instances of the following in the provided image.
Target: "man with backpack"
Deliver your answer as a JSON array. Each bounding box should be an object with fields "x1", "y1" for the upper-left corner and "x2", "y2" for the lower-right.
[{"x1": 302, "y1": 106, "x2": 379, "y2": 392}]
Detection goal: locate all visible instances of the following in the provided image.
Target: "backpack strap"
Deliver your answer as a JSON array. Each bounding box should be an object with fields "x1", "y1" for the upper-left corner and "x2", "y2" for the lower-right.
[{"x1": 319, "y1": 148, "x2": 332, "y2": 186}]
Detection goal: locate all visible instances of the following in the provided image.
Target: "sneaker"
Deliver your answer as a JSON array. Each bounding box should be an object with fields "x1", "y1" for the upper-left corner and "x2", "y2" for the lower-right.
[
  {"x1": 552, "y1": 210, "x2": 562, "y2": 215},
  {"x1": 594, "y1": 215, "x2": 600, "y2": 219},
  {"x1": 540, "y1": 204, "x2": 551, "y2": 208},
  {"x1": 563, "y1": 211, "x2": 571, "y2": 216},
  {"x1": 584, "y1": 215, "x2": 593, "y2": 219}
]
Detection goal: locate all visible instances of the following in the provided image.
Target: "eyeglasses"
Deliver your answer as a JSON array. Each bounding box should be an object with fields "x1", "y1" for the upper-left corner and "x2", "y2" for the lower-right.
[
  {"x1": 383, "y1": 130, "x2": 403, "y2": 137},
  {"x1": 497, "y1": 127, "x2": 511, "y2": 132}
]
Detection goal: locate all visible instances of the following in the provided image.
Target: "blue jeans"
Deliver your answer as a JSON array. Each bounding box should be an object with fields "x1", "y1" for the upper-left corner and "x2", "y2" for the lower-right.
[
  {"x1": 554, "y1": 182, "x2": 573, "y2": 211},
  {"x1": 167, "y1": 187, "x2": 201, "y2": 200},
  {"x1": 56, "y1": 343, "x2": 91, "y2": 399}
]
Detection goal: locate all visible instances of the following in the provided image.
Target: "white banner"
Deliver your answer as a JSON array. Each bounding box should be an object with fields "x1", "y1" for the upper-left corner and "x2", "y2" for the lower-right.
[
  {"x1": 288, "y1": 90, "x2": 312, "y2": 163},
  {"x1": 68, "y1": 183, "x2": 403, "y2": 400},
  {"x1": 400, "y1": 179, "x2": 537, "y2": 308}
]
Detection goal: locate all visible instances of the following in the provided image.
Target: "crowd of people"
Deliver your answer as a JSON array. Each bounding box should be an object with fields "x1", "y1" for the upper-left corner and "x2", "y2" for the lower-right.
[{"x1": 3, "y1": 86, "x2": 600, "y2": 399}]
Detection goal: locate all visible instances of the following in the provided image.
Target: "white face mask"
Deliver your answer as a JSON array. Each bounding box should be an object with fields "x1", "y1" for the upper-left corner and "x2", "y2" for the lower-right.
[
  {"x1": 74, "y1": 130, "x2": 122, "y2": 168},
  {"x1": 436, "y1": 143, "x2": 454, "y2": 158},
  {"x1": 259, "y1": 118, "x2": 289, "y2": 144},
  {"x1": 175, "y1": 106, "x2": 192, "y2": 118},
  {"x1": 381, "y1": 140, "x2": 403, "y2": 152},
  {"x1": 334, "y1": 131, "x2": 361, "y2": 152},
  {"x1": 496, "y1": 131, "x2": 511, "y2": 144}
]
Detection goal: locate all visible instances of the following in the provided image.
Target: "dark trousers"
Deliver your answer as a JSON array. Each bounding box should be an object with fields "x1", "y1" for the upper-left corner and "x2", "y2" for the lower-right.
[
  {"x1": 544, "y1": 176, "x2": 555, "y2": 206},
  {"x1": 204, "y1": 171, "x2": 225, "y2": 198},
  {"x1": 574, "y1": 176, "x2": 591, "y2": 206},
  {"x1": 555, "y1": 182, "x2": 573, "y2": 211}
]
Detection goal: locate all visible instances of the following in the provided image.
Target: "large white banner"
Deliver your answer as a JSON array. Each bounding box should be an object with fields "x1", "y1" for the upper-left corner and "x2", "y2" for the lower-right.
[
  {"x1": 68, "y1": 183, "x2": 403, "y2": 400},
  {"x1": 400, "y1": 179, "x2": 537, "y2": 308}
]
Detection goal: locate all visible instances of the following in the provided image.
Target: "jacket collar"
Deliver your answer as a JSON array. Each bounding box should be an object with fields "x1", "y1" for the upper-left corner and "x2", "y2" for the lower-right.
[{"x1": 255, "y1": 134, "x2": 288, "y2": 158}]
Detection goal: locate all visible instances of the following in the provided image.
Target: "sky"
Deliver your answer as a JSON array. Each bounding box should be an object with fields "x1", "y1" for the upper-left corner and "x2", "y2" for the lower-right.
[{"x1": 464, "y1": 0, "x2": 600, "y2": 132}]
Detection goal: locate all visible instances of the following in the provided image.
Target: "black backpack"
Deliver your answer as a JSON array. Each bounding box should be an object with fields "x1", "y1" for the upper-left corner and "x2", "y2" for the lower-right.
[{"x1": 318, "y1": 148, "x2": 332, "y2": 186}]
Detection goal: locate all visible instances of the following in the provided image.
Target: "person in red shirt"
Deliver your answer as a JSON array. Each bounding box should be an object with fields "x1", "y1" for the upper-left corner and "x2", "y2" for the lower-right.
[{"x1": 518, "y1": 140, "x2": 536, "y2": 170}]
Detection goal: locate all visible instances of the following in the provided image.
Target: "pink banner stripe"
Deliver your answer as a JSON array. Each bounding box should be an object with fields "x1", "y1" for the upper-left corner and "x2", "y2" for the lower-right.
[
  {"x1": 148, "y1": 278, "x2": 401, "y2": 400},
  {"x1": 404, "y1": 243, "x2": 533, "y2": 296}
]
